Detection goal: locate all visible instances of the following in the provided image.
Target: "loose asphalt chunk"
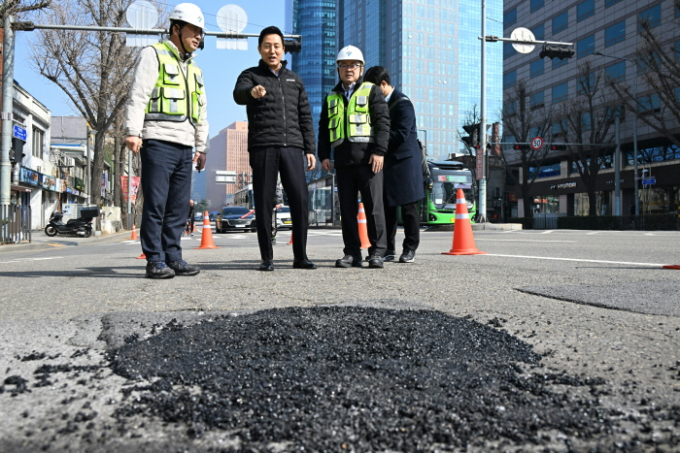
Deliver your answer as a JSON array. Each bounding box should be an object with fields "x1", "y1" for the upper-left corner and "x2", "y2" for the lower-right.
[
  {"x1": 108, "y1": 306, "x2": 634, "y2": 452},
  {"x1": 517, "y1": 281, "x2": 680, "y2": 317}
]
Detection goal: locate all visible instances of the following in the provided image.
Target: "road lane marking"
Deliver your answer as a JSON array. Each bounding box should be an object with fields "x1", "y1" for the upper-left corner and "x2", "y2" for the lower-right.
[
  {"x1": 482, "y1": 254, "x2": 664, "y2": 267},
  {"x1": 0, "y1": 257, "x2": 64, "y2": 264},
  {"x1": 476, "y1": 239, "x2": 576, "y2": 243}
]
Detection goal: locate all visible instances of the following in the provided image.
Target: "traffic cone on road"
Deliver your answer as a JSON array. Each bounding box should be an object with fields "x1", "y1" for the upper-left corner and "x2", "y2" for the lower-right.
[
  {"x1": 287, "y1": 232, "x2": 294, "y2": 245},
  {"x1": 357, "y1": 202, "x2": 371, "y2": 249},
  {"x1": 663, "y1": 264, "x2": 680, "y2": 269},
  {"x1": 136, "y1": 253, "x2": 146, "y2": 260},
  {"x1": 130, "y1": 224, "x2": 139, "y2": 240},
  {"x1": 195, "y1": 211, "x2": 219, "y2": 249},
  {"x1": 442, "y1": 189, "x2": 487, "y2": 256}
]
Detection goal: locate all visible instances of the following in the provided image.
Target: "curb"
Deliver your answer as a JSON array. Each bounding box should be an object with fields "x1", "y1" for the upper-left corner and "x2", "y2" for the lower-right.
[{"x1": 0, "y1": 230, "x2": 133, "y2": 255}]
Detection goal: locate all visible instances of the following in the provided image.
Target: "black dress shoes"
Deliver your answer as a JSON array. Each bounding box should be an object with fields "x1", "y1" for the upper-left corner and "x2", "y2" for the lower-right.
[
  {"x1": 335, "y1": 255, "x2": 363, "y2": 268},
  {"x1": 259, "y1": 260, "x2": 274, "y2": 271},
  {"x1": 293, "y1": 259, "x2": 317, "y2": 269},
  {"x1": 367, "y1": 254, "x2": 384, "y2": 268}
]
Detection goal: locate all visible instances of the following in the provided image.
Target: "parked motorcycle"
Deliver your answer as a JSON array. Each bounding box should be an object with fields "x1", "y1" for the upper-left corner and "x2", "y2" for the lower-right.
[{"x1": 44, "y1": 209, "x2": 98, "y2": 238}]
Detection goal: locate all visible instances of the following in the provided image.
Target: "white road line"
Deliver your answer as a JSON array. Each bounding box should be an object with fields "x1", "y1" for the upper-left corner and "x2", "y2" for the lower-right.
[
  {"x1": 482, "y1": 253, "x2": 664, "y2": 267},
  {"x1": 476, "y1": 239, "x2": 576, "y2": 243},
  {"x1": 0, "y1": 257, "x2": 63, "y2": 264}
]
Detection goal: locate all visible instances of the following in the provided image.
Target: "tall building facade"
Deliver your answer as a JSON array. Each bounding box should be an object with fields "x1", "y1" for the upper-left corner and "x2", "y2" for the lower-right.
[
  {"x1": 503, "y1": 0, "x2": 680, "y2": 217},
  {"x1": 337, "y1": 0, "x2": 503, "y2": 160},
  {"x1": 205, "y1": 121, "x2": 250, "y2": 211},
  {"x1": 286, "y1": 0, "x2": 338, "y2": 132}
]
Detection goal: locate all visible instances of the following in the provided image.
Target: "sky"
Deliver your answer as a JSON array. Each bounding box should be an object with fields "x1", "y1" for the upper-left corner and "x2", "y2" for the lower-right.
[{"x1": 12, "y1": 0, "x2": 288, "y2": 140}]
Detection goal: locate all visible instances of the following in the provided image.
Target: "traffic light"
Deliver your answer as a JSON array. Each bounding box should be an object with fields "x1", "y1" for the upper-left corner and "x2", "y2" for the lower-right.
[
  {"x1": 461, "y1": 136, "x2": 474, "y2": 148},
  {"x1": 284, "y1": 39, "x2": 302, "y2": 53},
  {"x1": 513, "y1": 144, "x2": 530, "y2": 150},
  {"x1": 539, "y1": 44, "x2": 575, "y2": 60},
  {"x1": 10, "y1": 138, "x2": 24, "y2": 163},
  {"x1": 462, "y1": 123, "x2": 480, "y2": 136},
  {"x1": 550, "y1": 144, "x2": 567, "y2": 151}
]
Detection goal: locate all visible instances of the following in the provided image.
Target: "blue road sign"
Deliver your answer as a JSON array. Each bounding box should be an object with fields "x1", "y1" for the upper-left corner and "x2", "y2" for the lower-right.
[
  {"x1": 12, "y1": 125, "x2": 26, "y2": 141},
  {"x1": 642, "y1": 178, "x2": 656, "y2": 185}
]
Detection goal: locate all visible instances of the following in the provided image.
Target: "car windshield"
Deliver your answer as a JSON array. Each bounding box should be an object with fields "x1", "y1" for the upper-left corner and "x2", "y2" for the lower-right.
[
  {"x1": 278, "y1": 207, "x2": 290, "y2": 213},
  {"x1": 222, "y1": 207, "x2": 250, "y2": 216}
]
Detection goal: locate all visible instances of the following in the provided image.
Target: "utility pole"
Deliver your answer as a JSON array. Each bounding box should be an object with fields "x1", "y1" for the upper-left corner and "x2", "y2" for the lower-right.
[
  {"x1": 614, "y1": 115, "x2": 621, "y2": 216},
  {"x1": 478, "y1": 0, "x2": 487, "y2": 223},
  {"x1": 1, "y1": 14, "x2": 15, "y2": 206}
]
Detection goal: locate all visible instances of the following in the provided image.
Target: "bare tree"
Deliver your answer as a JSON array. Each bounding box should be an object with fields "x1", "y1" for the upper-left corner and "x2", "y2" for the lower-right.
[
  {"x1": 608, "y1": 1, "x2": 680, "y2": 149},
  {"x1": 558, "y1": 62, "x2": 616, "y2": 216},
  {"x1": 500, "y1": 79, "x2": 553, "y2": 219},
  {"x1": 29, "y1": 0, "x2": 140, "y2": 207},
  {"x1": 0, "y1": 0, "x2": 51, "y2": 18}
]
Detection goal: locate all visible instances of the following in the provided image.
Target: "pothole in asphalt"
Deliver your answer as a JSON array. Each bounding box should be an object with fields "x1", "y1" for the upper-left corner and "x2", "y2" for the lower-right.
[{"x1": 108, "y1": 306, "x2": 631, "y2": 452}]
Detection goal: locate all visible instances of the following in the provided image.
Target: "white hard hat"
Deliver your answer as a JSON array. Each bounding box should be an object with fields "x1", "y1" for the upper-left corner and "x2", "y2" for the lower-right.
[
  {"x1": 169, "y1": 3, "x2": 205, "y2": 30},
  {"x1": 336, "y1": 45, "x2": 365, "y2": 64}
]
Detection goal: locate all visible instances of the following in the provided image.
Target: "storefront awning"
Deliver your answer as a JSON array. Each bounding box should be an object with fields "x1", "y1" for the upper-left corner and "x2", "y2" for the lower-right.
[{"x1": 11, "y1": 185, "x2": 33, "y2": 193}]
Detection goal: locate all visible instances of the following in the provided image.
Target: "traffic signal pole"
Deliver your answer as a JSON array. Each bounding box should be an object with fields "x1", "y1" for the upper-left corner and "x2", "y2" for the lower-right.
[
  {"x1": 478, "y1": 0, "x2": 488, "y2": 223},
  {"x1": 1, "y1": 14, "x2": 15, "y2": 206}
]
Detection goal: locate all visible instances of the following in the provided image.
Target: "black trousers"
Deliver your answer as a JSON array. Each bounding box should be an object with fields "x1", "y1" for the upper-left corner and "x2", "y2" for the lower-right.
[
  {"x1": 139, "y1": 139, "x2": 192, "y2": 263},
  {"x1": 385, "y1": 201, "x2": 420, "y2": 254},
  {"x1": 336, "y1": 165, "x2": 386, "y2": 257},
  {"x1": 250, "y1": 146, "x2": 309, "y2": 261}
]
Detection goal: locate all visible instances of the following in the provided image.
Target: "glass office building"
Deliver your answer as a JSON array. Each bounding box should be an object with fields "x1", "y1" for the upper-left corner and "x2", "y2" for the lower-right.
[
  {"x1": 286, "y1": 0, "x2": 339, "y2": 132},
  {"x1": 337, "y1": 0, "x2": 503, "y2": 160}
]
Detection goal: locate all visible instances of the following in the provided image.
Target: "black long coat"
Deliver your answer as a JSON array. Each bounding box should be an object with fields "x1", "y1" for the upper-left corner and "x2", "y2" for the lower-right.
[{"x1": 384, "y1": 89, "x2": 424, "y2": 207}]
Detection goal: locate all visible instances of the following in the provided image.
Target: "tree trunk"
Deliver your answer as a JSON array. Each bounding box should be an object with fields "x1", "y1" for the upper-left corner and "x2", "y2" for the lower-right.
[
  {"x1": 523, "y1": 196, "x2": 534, "y2": 219},
  {"x1": 588, "y1": 190, "x2": 598, "y2": 217}
]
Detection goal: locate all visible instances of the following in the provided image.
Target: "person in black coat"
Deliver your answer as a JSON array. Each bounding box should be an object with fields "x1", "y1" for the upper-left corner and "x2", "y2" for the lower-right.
[
  {"x1": 364, "y1": 66, "x2": 424, "y2": 263},
  {"x1": 233, "y1": 26, "x2": 317, "y2": 271},
  {"x1": 318, "y1": 46, "x2": 391, "y2": 269}
]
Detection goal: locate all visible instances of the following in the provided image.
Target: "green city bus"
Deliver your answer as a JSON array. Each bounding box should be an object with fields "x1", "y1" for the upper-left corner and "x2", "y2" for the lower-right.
[{"x1": 419, "y1": 160, "x2": 476, "y2": 225}]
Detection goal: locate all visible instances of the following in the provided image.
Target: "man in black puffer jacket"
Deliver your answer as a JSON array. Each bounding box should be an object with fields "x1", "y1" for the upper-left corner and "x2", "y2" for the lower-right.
[{"x1": 233, "y1": 26, "x2": 317, "y2": 272}]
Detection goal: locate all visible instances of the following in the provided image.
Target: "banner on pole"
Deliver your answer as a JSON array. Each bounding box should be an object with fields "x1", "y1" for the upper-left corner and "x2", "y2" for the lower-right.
[{"x1": 121, "y1": 176, "x2": 141, "y2": 202}]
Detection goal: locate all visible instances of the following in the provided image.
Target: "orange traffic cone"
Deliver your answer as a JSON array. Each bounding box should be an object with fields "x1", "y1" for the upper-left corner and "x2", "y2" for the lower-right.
[
  {"x1": 136, "y1": 253, "x2": 146, "y2": 260},
  {"x1": 287, "y1": 232, "x2": 294, "y2": 245},
  {"x1": 357, "y1": 202, "x2": 371, "y2": 249},
  {"x1": 130, "y1": 224, "x2": 139, "y2": 240},
  {"x1": 442, "y1": 189, "x2": 487, "y2": 256},
  {"x1": 663, "y1": 265, "x2": 680, "y2": 269},
  {"x1": 196, "y1": 210, "x2": 219, "y2": 249}
]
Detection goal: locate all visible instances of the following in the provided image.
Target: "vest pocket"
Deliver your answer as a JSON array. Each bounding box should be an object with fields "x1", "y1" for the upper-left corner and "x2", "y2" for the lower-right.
[
  {"x1": 163, "y1": 63, "x2": 181, "y2": 86},
  {"x1": 148, "y1": 87, "x2": 161, "y2": 113},
  {"x1": 162, "y1": 87, "x2": 186, "y2": 114},
  {"x1": 348, "y1": 114, "x2": 367, "y2": 124}
]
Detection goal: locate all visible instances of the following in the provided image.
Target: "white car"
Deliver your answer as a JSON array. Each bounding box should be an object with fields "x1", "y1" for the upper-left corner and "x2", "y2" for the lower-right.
[{"x1": 276, "y1": 206, "x2": 292, "y2": 230}]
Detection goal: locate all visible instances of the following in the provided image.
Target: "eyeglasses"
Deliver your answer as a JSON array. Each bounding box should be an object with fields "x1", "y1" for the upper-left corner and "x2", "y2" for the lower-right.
[
  {"x1": 184, "y1": 25, "x2": 206, "y2": 38},
  {"x1": 338, "y1": 63, "x2": 363, "y2": 70}
]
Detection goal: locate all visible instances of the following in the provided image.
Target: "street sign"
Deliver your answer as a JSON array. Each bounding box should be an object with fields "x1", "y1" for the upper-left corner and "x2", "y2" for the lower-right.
[
  {"x1": 12, "y1": 125, "x2": 27, "y2": 141},
  {"x1": 510, "y1": 27, "x2": 536, "y2": 54},
  {"x1": 642, "y1": 178, "x2": 656, "y2": 185},
  {"x1": 216, "y1": 170, "x2": 237, "y2": 184},
  {"x1": 530, "y1": 136, "x2": 544, "y2": 150}
]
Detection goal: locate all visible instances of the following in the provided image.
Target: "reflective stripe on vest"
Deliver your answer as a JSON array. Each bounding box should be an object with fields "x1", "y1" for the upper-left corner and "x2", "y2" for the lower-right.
[
  {"x1": 326, "y1": 82, "x2": 375, "y2": 147},
  {"x1": 144, "y1": 42, "x2": 205, "y2": 125}
]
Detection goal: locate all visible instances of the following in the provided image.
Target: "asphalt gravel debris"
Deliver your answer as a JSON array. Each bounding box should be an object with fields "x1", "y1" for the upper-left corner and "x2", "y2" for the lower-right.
[{"x1": 108, "y1": 306, "x2": 621, "y2": 452}]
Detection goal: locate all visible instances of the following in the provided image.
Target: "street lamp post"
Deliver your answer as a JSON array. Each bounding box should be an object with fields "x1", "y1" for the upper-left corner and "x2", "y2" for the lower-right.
[{"x1": 594, "y1": 51, "x2": 639, "y2": 216}]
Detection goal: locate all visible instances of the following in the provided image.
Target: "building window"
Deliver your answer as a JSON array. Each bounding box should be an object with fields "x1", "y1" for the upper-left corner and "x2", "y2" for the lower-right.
[
  {"x1": 605, "y1": 61, "x2": 626, "y2": 83},
  {"x1": 675, "y1": 41, "x2": 680, "y2": 61},
  {"x1": 577, "y1": 35, "x2": 595, "y2": 58},
  {"x1": 605, "y1": 0, "x2": 623, "y2": 7},
  {"x1": 638, "y1": 5, "x2": 661, "y2": 31},
  {"x1": 581, "y1": 112, "x2": 592, "y2": 131},
  {"x1": 531, "y1": 24, "x2": 545, "y2": 41},
  {"x1": 552, "y1": 11, "x2": 568, "y2": 34},
  {"x1": 605, "y1": 20, "x2": 625, "y2": 47},
  {"x1": 530, "y1": 59, "x2": 544, "y2": 78},
  {"x1": 552, "y1": 82, "x2": 568, "y2": 103},
  {"x1": 32, "y1": 128, "x2": 44, "y2": 159},
  {"x1": 503, "y1": 42, "x2": 517, "y2": 59},
  {"x1": 530, "y1": 0, "x2": 544, "y2": 13},
  {"x1": 638, "y1": 93, "x2": 661, "y2": 113},
  {"x1": 552, "y1": 57, "x2": 568, "y2": 69},
  {"x1": 577, "y1": 73, "x2": 595, "y2": 94},
  {"x1": 503, "y1": 70, "x2": 517, "y2": 89},
  {"x1": 577, "y1": 0, "x2": 595, "y2": 22},
  {"x1": 504, "y1": 8, "x2": 517, "y2": 29},
  {"x1": 530, "y1": 91, "x2": 544, "y2": 108}
]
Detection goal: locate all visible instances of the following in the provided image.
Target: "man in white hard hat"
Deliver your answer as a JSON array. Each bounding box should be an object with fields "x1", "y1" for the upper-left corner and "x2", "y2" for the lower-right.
[
  {"x1": 233, "y1": 26, "x2": 317, "y2": 272},
  {"x1": 318, "y1": 45, "x2": 390, "y2": 269},
  {"x1": 124, "y1": 3, "x2": 209, "y2": 279}
]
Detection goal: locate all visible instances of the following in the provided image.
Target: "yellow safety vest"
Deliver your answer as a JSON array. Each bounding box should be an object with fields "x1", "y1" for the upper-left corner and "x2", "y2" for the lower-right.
[
  {"x1": 326, "y1": 82, "x2": 374, "y2": 147},
  {"x1": 145, "y1": 42, "x2": 205, "y2": 125}
]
